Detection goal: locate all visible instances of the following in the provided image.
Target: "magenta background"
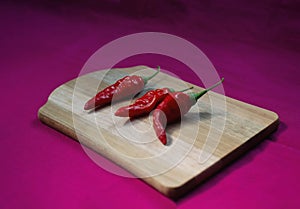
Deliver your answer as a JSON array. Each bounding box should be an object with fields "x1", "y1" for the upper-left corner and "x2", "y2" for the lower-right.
[{"x1": 1, "y1": 0, "x2": 300, "y2": 208}]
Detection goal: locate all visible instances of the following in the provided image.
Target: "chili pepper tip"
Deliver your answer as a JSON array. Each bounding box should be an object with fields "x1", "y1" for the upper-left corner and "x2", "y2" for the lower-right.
[
  {"x1": 84, "y1": 100, "x2": 94, "y2": 110},
  {"x1": 159, "y1": 134, "x2": 167, "y2": 145}
]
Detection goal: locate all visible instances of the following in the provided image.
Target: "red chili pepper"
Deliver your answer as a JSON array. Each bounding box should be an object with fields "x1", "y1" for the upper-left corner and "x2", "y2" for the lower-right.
[
  {"x1": 84, "y1": 67, "x2": 160, "y2": 110},
  {"x1": 114, "y1": 87, "x2": 193, "y2": 118},
  {"x1": 153, "y1": 78, "x2": 224, "y2": 145}
]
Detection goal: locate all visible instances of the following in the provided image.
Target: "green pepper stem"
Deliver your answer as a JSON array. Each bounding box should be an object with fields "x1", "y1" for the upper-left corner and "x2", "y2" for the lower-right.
[
  {"x1": 142, "y1": 66, "x2": 161, "y2": 84},
  {"x1": 206, "y1": 78, "x2": 224, "y2": 91},
  {"x1": 179, "y1": 86, "x2": 194, "y2": 92},
  {"x1": 189, "y1": 78, "x2": 224, "y2": 101}
]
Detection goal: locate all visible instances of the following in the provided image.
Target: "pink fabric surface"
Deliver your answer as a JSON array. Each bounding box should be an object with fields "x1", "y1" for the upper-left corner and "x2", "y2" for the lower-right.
[{"x1": 1, "y1": 0, "x2": 300, "y2": 208}]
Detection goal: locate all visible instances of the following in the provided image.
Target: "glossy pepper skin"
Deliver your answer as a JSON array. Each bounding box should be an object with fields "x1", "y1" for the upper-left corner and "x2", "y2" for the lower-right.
[
  {"x1": 153, "y1": 78, "x2": 224, "y2": 145},
  {"x1": 114, "y1": 88, "x2": 173, "y2": 118},
  {"x1": 84, "y1": 67, "x2": 160, "y2": 110},
  {"x1": 115, "y1": 87, "x2": 193, "y2": 118},
  {"x1": 153, "y1": 92, "x2": 196, "y2": 145}
]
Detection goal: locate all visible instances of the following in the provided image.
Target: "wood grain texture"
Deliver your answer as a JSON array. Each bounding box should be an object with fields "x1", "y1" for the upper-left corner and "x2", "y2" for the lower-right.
[{"x1": 38, "y1": 66, "x2": 279, "y2": 198}]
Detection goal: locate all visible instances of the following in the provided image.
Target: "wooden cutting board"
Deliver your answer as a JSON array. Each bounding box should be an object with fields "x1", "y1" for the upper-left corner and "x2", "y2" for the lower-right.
[{"x1": 38, "y1": 66, "x2": 279, "y2": 199}]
